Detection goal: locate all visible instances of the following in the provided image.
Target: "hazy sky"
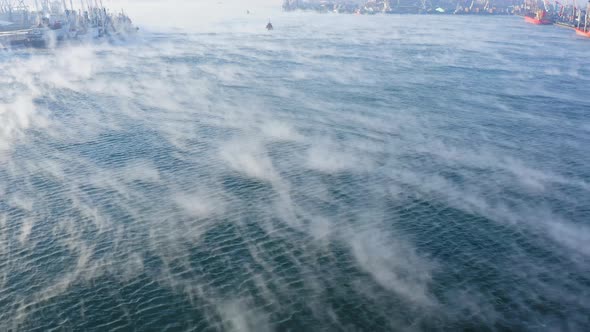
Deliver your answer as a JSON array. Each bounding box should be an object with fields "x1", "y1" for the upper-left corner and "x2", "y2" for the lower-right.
[
  {"x1": 101, "y1": 0, "x2": 279, "y2": 12},
  {"x1": 97, "y1": 0, "x2": 281, "y2": 28},
  {"x1": 22, "y1": 0, "x2": 590, "y2": 29},
  {"x1": 22, "y1": 0, "x2": 281, "y2": 25}
]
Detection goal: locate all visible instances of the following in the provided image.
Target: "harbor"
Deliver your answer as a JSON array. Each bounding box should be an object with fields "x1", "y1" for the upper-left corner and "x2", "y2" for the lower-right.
[
  {"x1": 0, "y1": 0, "x2": 137, "y2": 49},
  {"x1": 1, "y1": 1, "x2": 589, "y2": 330},
  {"x1": 518, "y1": 0, "x2": 590, "y2": 38},
  {"x1": 284, "y1": 0, "x2": 528, "y2": 15},
  {"x1": 283, "y1": 0, "x2": 590, "y2": 38}
]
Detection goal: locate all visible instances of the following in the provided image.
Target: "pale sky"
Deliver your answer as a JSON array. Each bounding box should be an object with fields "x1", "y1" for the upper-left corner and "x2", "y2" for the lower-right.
[
  {"x1": 20, "y1": 0, "x2": 590, "y2": 30},
  {"x1": 83, "y1": 0, "x2": 281, "y2": 28}
]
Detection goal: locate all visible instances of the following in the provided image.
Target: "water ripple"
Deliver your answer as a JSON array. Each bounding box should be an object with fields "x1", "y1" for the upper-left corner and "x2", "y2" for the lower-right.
[{"x1": 0, "y1": 14, "x2": 589, "y2": 332}]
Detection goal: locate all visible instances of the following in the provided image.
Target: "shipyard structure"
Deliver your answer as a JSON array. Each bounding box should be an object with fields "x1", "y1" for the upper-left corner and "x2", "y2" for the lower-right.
[
  {"x1": 1, "y1": 0, "x2": 136, "y2": 48},
  {"x1": 283, "y1": 0, "x2": 521, "y2": 14},
  {"x1": 283, "y1": 0, "x2": 590, "y2": 38},
  {"x1": 284, "y1": 0, "x2": 586, "y2": 17}
]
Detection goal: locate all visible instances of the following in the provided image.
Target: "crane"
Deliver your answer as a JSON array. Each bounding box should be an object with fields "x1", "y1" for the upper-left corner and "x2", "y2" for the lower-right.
[
  {"x1": 0, "y1": 0, "x2": 18, "y2": 14},
  {"x1": 0, "y1": 0, "x2": 29, "y2": 24}
]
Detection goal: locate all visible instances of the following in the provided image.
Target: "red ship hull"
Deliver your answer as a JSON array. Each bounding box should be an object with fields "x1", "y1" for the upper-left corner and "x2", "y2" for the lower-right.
[
  {"x1": 524, "y1": 16, "x2": 552, "y2": 25},
  {"x1": 575, "y1": 28, "x2": 590, "y2": 38}
]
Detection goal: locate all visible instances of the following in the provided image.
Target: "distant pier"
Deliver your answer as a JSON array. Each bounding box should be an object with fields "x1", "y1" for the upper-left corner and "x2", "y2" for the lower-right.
[{"x1": 282, "y1": 0, "x2": 522, "y2": 15}]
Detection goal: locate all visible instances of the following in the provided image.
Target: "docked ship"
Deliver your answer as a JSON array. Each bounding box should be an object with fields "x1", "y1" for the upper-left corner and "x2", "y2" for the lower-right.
[
  {"x1": 553, "y1": 0, "x2": 577, "y2": 28},
  {"x1": 1, "y1": 0, "x2": 34, "y2": 46},
  {"x1": 524, "y1": 10, "x2": 552, "y2": 24},
  {"x1": 523, "y1": 0, "x2": 553, "y2": 24}
]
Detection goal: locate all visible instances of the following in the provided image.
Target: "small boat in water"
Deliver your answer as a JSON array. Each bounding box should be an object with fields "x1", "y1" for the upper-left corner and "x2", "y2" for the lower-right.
[{"x1": 266, "y1": 21, "x2": 273, "y2": 30}]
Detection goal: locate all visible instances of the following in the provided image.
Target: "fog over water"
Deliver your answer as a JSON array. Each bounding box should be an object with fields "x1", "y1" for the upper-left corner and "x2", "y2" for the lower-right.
[{"x1": 1, "y1": 8, "x2": 589, "y2": 331}]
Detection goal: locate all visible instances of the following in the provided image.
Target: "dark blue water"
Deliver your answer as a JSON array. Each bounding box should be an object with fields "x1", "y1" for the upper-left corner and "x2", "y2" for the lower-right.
[{"x1": 0, "y1": 14, "x2": 589, "y2": 331}]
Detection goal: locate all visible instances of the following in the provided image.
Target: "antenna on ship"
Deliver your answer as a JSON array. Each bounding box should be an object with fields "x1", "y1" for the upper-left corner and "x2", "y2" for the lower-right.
[
  {"x1": 0, "y1": 0, "x2": 13, "y2": 22},
  {"x1": 33, "y1": 0, "x2": 41, "y2": 23},
  {"x1": 41, "y1": 0, "x2": 49, "y2": 16}
]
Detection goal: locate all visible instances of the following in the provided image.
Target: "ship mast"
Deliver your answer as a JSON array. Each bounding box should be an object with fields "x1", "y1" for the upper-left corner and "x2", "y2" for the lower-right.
[
  {"x1": 0, "y1": 0, "x2": 11, "y2": 15},
  {"x1": 585, "y1": 0, "x2": 589, "y2": 31},
  {"x1": 41, "y1": 0, "x2": 49, "y2": 16},
  {"x1": 542, "y1": 0, "x2": 551, "y2": 13},
  {"x1": 572, "y1": 0, "x2": 576, "y2": 22},
  {"x1": 33, "y1": 0, "x2": 41, "y2": 22}
]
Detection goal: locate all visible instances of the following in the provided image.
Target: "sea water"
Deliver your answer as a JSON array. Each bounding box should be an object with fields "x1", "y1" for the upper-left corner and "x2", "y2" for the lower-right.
[{"x1": 0, "y1": 13, "x2": 589, "y2": 331}]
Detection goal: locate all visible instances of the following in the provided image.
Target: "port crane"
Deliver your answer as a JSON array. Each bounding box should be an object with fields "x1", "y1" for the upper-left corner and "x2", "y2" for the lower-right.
[
  {"x1": 0, "y1": 0, "x2": 30, "y2": 26},
  {"x1": 0, "y1": 0, "x2": 28, "y2": 14}
]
